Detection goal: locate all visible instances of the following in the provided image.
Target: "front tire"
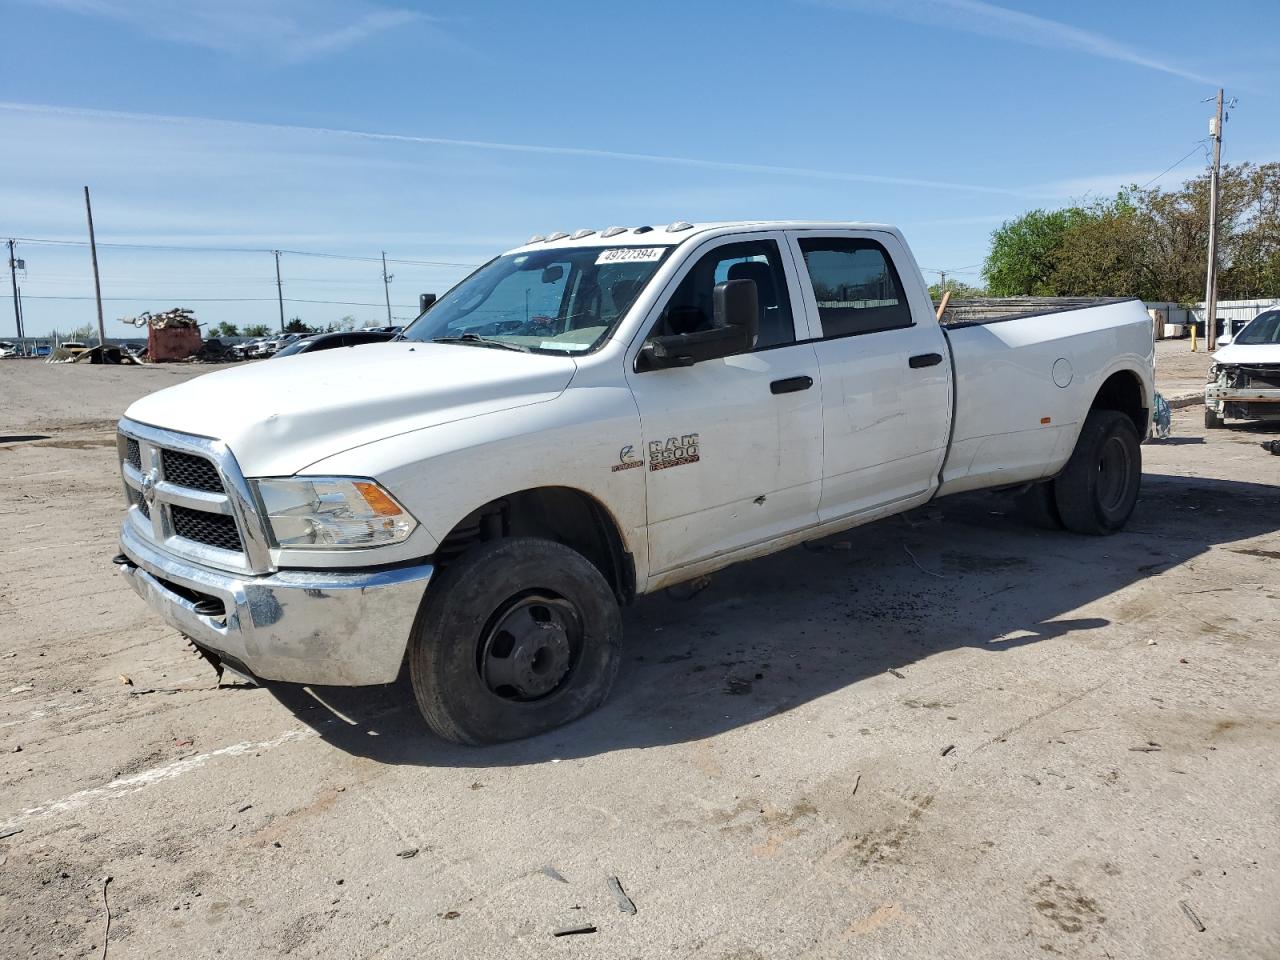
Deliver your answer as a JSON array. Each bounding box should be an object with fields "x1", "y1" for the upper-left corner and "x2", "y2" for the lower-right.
[
  {"x1": 1054, "y1": 410, "x2": 1142, "y2": 535},
  {"x1": 1204, "y1": 405, "x2": 1224, "y2": 429},
  {"x1": 409, "y1": 537, "x2": 622, "y2": 745}
]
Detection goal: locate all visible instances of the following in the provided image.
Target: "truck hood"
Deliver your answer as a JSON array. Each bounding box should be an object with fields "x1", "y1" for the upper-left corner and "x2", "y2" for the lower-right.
[
  {"x1": 124, "y1": 342, "x2": 577, "y2": 476},
  {"x1": 1213, "y1": 342, "x2": 1280, "y2": 365}
]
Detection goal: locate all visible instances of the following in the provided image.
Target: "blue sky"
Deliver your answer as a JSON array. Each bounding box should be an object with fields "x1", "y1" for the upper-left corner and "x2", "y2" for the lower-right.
[{"x1": 2, "y1": 0, "x2": 1277, "y2": 337}]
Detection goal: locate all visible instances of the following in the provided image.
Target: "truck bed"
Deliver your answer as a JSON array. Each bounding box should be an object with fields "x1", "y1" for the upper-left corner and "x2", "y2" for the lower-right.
[
  {"x1": 935, "y1": 297, "x2": 1155, "y2": 497},
  {"x1": 935, "y1": 296, "x2": 1136, "y2": 328}
]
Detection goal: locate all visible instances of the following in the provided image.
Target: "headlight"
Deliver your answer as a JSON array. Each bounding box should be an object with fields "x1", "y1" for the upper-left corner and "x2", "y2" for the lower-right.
[{"x1": 255, "y1": 477, "x2": 417, "y2": 549}]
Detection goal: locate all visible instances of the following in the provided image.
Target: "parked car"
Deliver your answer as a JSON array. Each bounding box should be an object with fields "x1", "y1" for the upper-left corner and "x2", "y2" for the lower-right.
[
  {"x1": 1205, "y1": 309, "x2": 1280, "y2": 428},
  {"x1": 115, "y1": 220, "x2": 1154, "y2": 745},
  {"x1": 273, "y1": 330, "x2": 397, "y2": 357},
  {"x1": 0, "y1": 341, "x2": 17, "y2": 358},
  {"x1": 59, "y1": 341, "x2": 90, "y2": 356}
]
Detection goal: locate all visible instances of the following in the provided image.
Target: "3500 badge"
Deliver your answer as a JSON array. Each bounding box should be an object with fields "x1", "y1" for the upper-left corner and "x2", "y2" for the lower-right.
[{"x1": 649, "y1": 434, "x2": 699, "y2": 471}]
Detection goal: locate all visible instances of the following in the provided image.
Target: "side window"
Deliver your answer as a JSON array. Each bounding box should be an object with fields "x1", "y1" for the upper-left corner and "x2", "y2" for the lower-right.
[
  {"x1": 650, "y1": 240, "x2": 796, "y2": 349},
  {"x1": 796, "y1": 238, "x2": 913, "y2": 338}
]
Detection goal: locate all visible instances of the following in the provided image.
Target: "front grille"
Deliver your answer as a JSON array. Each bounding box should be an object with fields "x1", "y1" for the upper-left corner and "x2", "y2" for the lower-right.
[
  {"x1": 125, "y1": 437, "x2": 142, "y2": 470},
  {"x1": 172, "y1": 505, "x2": 243, "y2": 552},
  {"x1": 162, "y1": 450, "x2": 224, "y2": 493},
  {"x1": 129, "y1": 486, "x2": 150, "y2": 520}
]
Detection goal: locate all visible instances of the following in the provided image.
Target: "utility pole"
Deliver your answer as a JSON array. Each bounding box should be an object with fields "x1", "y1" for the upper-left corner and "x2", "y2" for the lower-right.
[
  {"x1": 1201, "y1": 89, "x2": 1224, "y2": 353},
  {"x1": 7, "y1": 239, "x2": 22, "y2": 341},
  {"x1": 84, "y1": 187, "x2": 106, "y2": 347},
  {"x1": 273, "y1": 250, "x2": 285, "y2": 332},
  {"x1": 381, "y1": 251, "x2": 393, "y2": 325},
  {"x1": 939, "y1": 270, "x2": 947, "y2": 294}
]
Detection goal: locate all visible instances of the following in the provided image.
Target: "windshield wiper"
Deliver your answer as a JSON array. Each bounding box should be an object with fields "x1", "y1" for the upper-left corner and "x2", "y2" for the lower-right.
[{"x1": 431, "y1": 334, "x2": 531, "y2": 353}]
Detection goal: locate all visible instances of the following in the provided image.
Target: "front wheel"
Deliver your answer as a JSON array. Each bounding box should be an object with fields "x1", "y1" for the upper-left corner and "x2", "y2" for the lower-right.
[
  {"x1": 1204, "y1": 405, "x2": 1224, "y2": 429},
  {"x1": 409, "y1": 537, "x2": 622, "y2": 745},
  {"x1": 1053, "y1": 410, "x2": 1142, "y2": 535}
]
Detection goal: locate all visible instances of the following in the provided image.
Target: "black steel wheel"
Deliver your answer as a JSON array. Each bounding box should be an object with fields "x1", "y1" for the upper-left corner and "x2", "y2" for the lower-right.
[
  {"x1": 409, "y1": 537, "x2": 622, "y2": 744},
  {"x1": 1054, "y1": 410, "x2": 1142, "y2": 535}
]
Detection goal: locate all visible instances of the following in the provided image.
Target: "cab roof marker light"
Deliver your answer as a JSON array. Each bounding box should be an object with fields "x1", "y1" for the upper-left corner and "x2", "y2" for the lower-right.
[
  {"x1": 667, "y1": 221, "x2": 694, "y2": 232},
  {"x1": 571, "y1": 228, "x2": 596, "y2": 239},
  {"x1": 544, "y1": 231, "x2": 570, "y2": 242},
  {"x1": 601, "y1": 226, "x2": 628, "y2": 238},
  {"x1": 632, "y1": 225, "x2": 653, "y2": 234},
  {"x1": 527, "y1": 234, "x2": 545, "y2": 244}
]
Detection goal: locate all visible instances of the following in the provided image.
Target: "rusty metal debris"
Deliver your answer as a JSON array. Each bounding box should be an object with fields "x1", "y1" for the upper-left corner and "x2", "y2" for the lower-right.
[
  {"x1": 553, "y1": 924, "x2": 597, "y2": 937},
  {"x1": 607, "y1": 875, "x2": 637, "y2": 915},
  {"x1": 120, "y1": 308, "x2": 198, "y2": 330},
  {"x1": 1179, "y1": 899, "x2": 1206, "y2": 932},
  {"x1": 99, "y1": 875, "x2": 113, "y2": 960}
]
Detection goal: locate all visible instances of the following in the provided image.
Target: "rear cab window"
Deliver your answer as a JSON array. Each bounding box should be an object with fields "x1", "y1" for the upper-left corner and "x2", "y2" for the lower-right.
[{"x1": 794, "y1": 237, "x2": 913, "y2": 339}]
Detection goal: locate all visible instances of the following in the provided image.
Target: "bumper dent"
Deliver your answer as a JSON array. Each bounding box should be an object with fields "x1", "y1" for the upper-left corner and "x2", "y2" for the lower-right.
[{"x1": 117, "y1": 521, "x2": 432, "y2": 685}]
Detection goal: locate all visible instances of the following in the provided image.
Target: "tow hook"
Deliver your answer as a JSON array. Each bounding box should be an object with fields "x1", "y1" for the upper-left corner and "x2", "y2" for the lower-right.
[{"x1": 113, "y1": 553, "x2": 136, "y2": 570}]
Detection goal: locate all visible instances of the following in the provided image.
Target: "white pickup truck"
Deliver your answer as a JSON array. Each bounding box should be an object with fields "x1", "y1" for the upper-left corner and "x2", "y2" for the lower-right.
[{"x1": 115, "y1": 221, "x2": 1154, "y2": 744}]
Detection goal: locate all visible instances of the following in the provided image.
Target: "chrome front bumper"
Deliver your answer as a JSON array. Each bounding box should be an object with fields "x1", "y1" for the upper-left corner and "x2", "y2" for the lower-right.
[{"x1": 117, "y1": 521, "x2": 433, "y2": 685}]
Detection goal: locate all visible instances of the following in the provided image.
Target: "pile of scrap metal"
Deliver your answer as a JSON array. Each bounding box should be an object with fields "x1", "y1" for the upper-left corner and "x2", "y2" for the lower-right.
[
  {"x1": 120, "y1": 308, "x2": 203, "y2": 362},
  {"x1": 121, "y1": 307, "x2": 199, "y2": 330}
]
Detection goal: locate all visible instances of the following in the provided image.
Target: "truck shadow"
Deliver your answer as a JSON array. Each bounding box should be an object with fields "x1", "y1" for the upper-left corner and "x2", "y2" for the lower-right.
[{"x1": 268, "y1": 471, "x2": 1280, "y2": 767}]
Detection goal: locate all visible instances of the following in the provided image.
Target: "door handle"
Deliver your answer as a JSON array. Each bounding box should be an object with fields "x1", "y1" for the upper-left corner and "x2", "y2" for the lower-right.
[
  {"x1": 770, "y1": 375, "x2": 814, "y2": 395},
  {"x1": 909, "y1": 353, "x2": 943, "y2": 369}
]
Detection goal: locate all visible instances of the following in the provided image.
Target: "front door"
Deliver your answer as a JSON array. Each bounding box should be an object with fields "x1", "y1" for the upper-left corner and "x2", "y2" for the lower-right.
[{"x1": 625, "y1": 233, "x2": 823, "y2": 577}]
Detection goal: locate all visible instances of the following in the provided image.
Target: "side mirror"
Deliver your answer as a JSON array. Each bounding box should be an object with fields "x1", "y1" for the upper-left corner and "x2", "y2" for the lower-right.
[
  {"x1": 1217, "y1": 335, "x2": 1232, "y2": 346},
  {"x1": 636, "y1": 279, "x2": 759, "y2": 371},
  {"x1": 714, "y1": 277, "x2": 759, "y2": 347}
]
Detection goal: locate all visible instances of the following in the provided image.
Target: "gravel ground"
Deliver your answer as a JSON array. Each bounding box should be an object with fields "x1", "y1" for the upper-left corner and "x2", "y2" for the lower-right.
[{"x1": 1, "y1": 359, "x2": 1277, "y2": 960}]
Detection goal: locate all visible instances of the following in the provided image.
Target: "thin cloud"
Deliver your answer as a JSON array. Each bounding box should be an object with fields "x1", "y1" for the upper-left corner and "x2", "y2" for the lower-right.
[
  {"x1": 811, "y1": 0, "x2": 1217, "y2": 85},
  {"x1": 22, "y1": 0, "x2": 427, "y2": 62},
  {"x1": 0, "y1": 101, "x2": 1035, "y2": 198}
]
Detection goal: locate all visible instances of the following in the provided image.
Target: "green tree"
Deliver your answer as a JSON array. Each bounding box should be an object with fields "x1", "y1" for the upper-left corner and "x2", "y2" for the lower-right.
[
  {"x1": 212, "y1": 321, "x2": 239, "y2": 338},
  {"x1": 284, "y1": 316, "x2": 312, "y2": 334},
  {"x1": 1047, "y1": 193, "x2": 1147, "y2": 298},
  {"x1": 243, "y1": 323, "x2": 270, "y2": 337},
  {"x1": 982, "y1": 208, "x2": 1088, "y2": 296}
]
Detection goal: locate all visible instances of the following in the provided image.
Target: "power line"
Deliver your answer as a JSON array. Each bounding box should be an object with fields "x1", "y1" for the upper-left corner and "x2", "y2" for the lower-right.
[
  {"x1": 9, "y1": 236, "x2": 479, "y2": 268},
  {"x1": 1139, "y1": 139, "x2": 1211, "y2": 190},
  {"x1": 19, "y1": 294, "x2": 423, "y2": 307}
]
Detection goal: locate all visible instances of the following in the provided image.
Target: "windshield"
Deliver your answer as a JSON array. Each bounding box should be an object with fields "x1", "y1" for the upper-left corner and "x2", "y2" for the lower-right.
[
  {"x1": 274, "y1": 338, "x2": 313, "y2": 357},
  {"x1": 400, "y1": 245, "x2": 672, "y2": 354},
  {"x1": 1234, "y1": 311, "x2": 1280, "y2": 346}
]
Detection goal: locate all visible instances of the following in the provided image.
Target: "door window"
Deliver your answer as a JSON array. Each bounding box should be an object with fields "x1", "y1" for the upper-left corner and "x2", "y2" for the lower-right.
[
  {"x1": 649, "y1": 240, "x2": 796, "y2": 349},
  {"x1": 796, "y1": 238, "x2": 913, "y2": 338}
]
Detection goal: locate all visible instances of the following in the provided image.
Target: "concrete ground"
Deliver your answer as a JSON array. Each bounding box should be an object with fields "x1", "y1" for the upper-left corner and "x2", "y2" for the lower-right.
[
  {"x1": 1, "y1": 360, "x2": 1278, "y2": 960},
  {"x1": 1155, "y1": 339, "x2": 1214, "y2": 404}
]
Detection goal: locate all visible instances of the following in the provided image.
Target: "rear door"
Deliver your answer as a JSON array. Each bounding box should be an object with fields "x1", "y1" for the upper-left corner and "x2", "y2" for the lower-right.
[
  {"x1": 625, "y1": 232, "x2": 823, "y2": 576},
  {"x1": 785, "y1": 230, "x2": 952, "y2": 522}
]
